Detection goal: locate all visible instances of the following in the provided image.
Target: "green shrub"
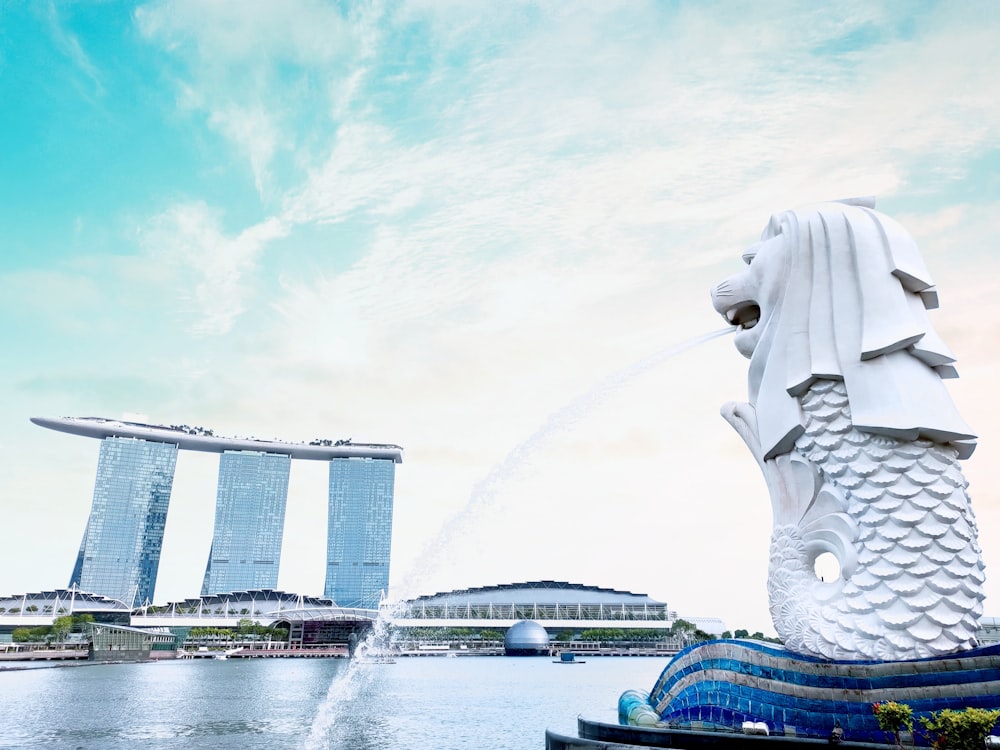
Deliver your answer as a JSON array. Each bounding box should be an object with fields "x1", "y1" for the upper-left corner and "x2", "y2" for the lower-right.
[
  {"x1": 873, "y1": 701, "x2": 913, "y2": 747},
  {"x1": 919, "y1": 708, "x2": 1000, "y2": 750},
  {"x1": 12, "y1": 626, "x2": 52, "y2": 643},
  {"x1": 11, "y1": 628, "x2": 32, "y2": 642}
]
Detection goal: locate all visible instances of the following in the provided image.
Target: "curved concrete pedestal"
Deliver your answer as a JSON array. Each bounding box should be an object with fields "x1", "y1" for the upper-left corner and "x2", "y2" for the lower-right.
[{"x1": 546, "y1": 717, "x2": 885, "y2": 749}]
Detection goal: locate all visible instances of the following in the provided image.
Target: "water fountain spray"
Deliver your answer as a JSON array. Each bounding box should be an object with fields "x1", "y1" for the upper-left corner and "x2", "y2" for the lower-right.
[
  {"x1": 304, "y1": 327, "x2": 732, "y2": 748},
  {"x1": 394, "y1": 327, "x2": 733, "y2": 602}
]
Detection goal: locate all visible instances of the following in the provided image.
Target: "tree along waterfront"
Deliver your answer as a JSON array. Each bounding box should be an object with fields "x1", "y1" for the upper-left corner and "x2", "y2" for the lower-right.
[{"x1": 11, "y1": 613, "x2": 93, "y2": 644}]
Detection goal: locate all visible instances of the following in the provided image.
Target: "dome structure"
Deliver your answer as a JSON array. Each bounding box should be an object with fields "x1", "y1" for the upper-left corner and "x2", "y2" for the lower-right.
[{"x1": 504, "y1": 619, "x2": 550, "y2": 656}]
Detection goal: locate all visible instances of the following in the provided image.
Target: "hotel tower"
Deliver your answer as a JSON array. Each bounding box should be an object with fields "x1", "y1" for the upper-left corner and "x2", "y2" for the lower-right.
[
  {"x1": 325, "y1": 457, "x2": 396, "y2": 608},
  {"x1": 201, "y1": 450, "x2": 291, "y2": 596}
]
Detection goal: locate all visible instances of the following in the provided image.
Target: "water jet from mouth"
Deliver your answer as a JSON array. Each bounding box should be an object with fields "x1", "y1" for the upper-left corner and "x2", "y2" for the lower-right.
[
  {"x1": 304, "y1": 327, "x2": 733, "y2": 748},
  {"x1": 396, "y1": 326, "x2": 734, "y2": 602}
]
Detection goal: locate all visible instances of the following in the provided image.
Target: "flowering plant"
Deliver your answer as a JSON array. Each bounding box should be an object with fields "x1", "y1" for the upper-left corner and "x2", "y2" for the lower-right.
[{"x1": 873, "y1": 702, "x2": 914, "y2": 747}]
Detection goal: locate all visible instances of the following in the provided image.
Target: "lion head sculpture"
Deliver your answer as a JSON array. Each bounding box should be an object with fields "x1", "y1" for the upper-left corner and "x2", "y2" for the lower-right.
[{"x1": 710, "y1": 197, "x2": 975, "y2": 461}]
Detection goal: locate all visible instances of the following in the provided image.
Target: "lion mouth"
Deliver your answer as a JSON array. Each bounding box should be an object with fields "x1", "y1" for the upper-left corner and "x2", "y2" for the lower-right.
[{"x1": 726, "y1": 303, "x2": 761, "y2": 331}]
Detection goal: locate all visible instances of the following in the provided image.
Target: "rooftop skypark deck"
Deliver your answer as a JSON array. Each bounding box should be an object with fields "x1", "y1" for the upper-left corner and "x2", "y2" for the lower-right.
[{"x1": 31, "y1": 416, "x2": 404, "y2": 463}]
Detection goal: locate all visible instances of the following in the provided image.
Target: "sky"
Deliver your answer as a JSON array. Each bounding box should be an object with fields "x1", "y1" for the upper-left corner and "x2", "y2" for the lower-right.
[{"x1": 2, "y1": 1, "x2": 999, "y2": 637}]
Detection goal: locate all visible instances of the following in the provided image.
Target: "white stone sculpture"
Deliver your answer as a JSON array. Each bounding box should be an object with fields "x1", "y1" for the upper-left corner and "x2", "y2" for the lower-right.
[{"x1": 710, "y1": 197, "x2": 985, "y2": 660}]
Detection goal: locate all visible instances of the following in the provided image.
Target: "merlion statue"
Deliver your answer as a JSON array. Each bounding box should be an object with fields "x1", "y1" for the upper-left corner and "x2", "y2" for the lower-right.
[{"x1": 710, "y1": 197, "x2": 985, "y2": 660}]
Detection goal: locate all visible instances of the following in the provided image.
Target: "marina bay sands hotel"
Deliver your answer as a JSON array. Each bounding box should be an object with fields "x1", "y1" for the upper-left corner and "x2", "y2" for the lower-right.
[{"x1": 31, "y1": 417, "x2": 403, "y2": 610}]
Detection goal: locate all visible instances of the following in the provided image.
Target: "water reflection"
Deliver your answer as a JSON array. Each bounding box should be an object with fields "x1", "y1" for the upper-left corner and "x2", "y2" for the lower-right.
[{"x1": 0, "y1": 657, "x2": 660, "y2": 749}]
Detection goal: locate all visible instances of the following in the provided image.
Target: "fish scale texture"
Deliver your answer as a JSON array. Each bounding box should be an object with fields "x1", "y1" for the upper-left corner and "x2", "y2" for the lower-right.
[{"x1": 768, "y1": 379, "x2": 985, "y2": 660}]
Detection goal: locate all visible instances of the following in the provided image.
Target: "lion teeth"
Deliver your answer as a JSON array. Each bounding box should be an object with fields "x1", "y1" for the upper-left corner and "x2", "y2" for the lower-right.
[{"x1": 726, "y1": 309, "x2": 737, "y2": 323}]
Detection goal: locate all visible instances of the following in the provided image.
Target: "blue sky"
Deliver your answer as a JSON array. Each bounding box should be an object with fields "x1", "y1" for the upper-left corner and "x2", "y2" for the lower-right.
[{"x1": 2, "y1": 1, "x2": 999, "y2": 635}]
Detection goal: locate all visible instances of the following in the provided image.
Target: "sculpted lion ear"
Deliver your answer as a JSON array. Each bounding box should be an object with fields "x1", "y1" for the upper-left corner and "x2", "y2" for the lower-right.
[
  {"x1": 748, "y1": 216, "x2": 783, "y2": 263},
  {"x1": 760, "y1": 213, "x2": 784, "y2": 242}
]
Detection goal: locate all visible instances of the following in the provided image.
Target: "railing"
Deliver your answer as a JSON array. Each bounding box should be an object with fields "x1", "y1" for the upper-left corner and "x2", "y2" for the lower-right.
[{"x1": 394, "y1": 604, "x2": 670, "y2": 621}]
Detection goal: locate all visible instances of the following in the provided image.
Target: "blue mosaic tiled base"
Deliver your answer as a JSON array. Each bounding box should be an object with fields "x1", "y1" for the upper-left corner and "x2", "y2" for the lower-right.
[{"x1": 619, "y1": 640, "x2": 1000, "y2": 745}]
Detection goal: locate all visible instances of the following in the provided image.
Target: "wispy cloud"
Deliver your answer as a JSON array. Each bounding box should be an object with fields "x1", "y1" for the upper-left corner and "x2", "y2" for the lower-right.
[
  {"x1": 44, "y1": 1, "x2": 104, "y2": 98},
  {"x1": 130, "y1": 2, "x2": 1000, "y2": 341},
  {"x1": 135, "y1": 0, "x2": 356, "y2": 197},
  {"x1": 138, "y1": 203, "x2": 289, "y2": 336}
]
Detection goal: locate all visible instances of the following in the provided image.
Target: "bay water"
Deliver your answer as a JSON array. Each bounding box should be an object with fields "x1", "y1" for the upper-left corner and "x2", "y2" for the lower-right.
[{"x1": 0, "y1": 656, "x2": 664, "y2": 749}]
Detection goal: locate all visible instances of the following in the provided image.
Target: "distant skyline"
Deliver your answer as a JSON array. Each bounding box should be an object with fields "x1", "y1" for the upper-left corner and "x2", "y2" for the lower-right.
[{"x1": 2, "y1": 1, "x2": 999, "y2": 635}]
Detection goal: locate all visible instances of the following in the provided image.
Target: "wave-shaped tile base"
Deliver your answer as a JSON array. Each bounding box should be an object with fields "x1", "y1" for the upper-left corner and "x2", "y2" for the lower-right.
[{"x1": 618, "y1": 640, "x2": 1000, "y2": 745}]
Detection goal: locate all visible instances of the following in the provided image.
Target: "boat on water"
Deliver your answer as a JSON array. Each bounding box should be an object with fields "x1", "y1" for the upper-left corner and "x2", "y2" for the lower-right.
[{"x1": 553, "y1": 652, "x2": 585, "y2": 664}]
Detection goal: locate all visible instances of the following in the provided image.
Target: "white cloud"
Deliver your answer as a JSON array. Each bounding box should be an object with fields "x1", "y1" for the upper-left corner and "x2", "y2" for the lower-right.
[
  {"x1": 206, "y1": 104, "x2": 281, "y2": 197},
  {"x1": 139, "y1": 203, "x2": 289, "y2": 335},
  {"x1": 136, "y1": 0, "x2": 356, "y2": 196},
  {"x1": 44, "y1": 1, "x2": 103, "y2": 98},
  {"x1": 136, "y1": 0, "x2": 352, "y2": 65}
]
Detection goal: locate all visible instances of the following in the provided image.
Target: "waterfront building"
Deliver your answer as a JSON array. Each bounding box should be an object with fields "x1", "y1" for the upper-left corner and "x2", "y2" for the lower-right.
[
  {"x1": 87, "y1": 622, "x2": 177, "y2": 661},
  {"x1": 392, "y1": 581, "x2": 686, "y2": 634},
  {"x1": 69, "y1": 437, "x2": 178, "y2": 607},
  {"x1": 979, "y1": 616, "x2": 1000, "y2": 645},
  {"x1": 324, "y1": 457, "x2": 396, "y2": 608},
  {"x1": 391, "y1": 580, "x2": 727, "y2": 639},
  {"x1": 31, "y1": 416, "x2": 403, "y2": 607},
  {"x1": 202, "y1": 451, "x2": 291, "y2": 596},
  {"x1": 131, "y1": 589, "x2": 377, "y2": 646},
  {"x1": 0, "y1": 588, "x2": 132, "y2": 642}
]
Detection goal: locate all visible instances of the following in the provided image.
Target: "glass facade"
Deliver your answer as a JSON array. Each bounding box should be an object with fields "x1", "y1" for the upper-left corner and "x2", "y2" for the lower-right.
[
  {"x1": 69, "y1": 437, "x2": 177, "y2": 608},
  {"x1": 324, "y1": 457, "x2": 396, "y2": 608},
  {"x1": 201, "y1": 451, "x2": 291, "y2": 596}
]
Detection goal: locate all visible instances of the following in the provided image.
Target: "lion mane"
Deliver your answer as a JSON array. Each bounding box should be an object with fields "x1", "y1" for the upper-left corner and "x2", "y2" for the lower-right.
[{"x1": 727, "y1": 197, "x2": 976, "y2": 461}]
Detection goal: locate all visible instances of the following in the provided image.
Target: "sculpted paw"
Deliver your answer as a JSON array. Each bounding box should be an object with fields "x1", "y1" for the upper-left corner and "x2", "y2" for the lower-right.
[{"x1": 720, "y1": 401, "x2": 762, "y2": 461}]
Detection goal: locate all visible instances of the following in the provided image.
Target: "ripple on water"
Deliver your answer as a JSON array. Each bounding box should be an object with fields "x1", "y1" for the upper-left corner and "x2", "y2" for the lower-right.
[{"x1": 0, "y1": 656, "x2": 662, "y2": 750}]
